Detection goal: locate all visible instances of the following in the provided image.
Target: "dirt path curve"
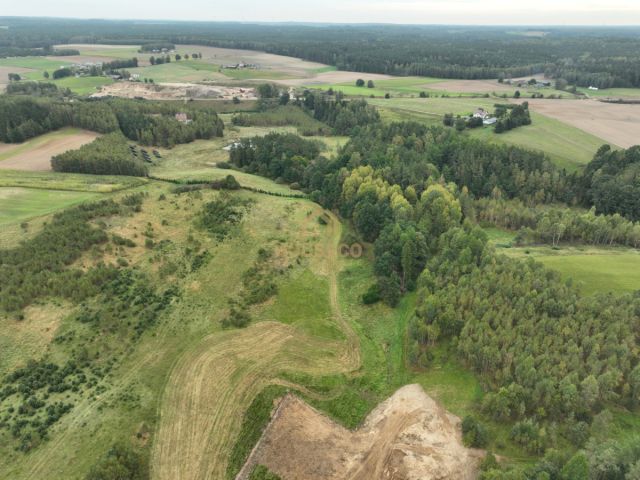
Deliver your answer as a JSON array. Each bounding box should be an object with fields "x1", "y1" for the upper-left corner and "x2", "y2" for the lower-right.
[{"x1": 151, "y1": 209, "x2": 360, "y2": 480}]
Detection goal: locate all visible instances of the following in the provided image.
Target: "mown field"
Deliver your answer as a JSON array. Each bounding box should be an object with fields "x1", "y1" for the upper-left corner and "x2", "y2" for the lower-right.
[{"x1": 0, "y1": 187, "x2": 100, "y2": 226}]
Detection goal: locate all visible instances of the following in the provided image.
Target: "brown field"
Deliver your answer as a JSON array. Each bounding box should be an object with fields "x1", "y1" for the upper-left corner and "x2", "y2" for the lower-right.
[
  {"x1": 93, "y1": 81, "x2": 256, "y2": 100},
  {"x1": 426, "y1": 78, "x2": 516, "y2": 93},
  {"x1": 0, "y1": 129, "x2": 100, "y2": 171},
  {"x1": 0, "y1": 66, "x2": 35, "y2": 87},
  {"x1": 281, "y1": 70, "x2": 394, "y2": 86},
  {"x1": 239, "y1": 385, "x2": 483, "y2": 480},
  {"x1": 525, "y1": 99, "x2": 640, "y2": 148},
  {"x1": 178, "y1": 44, "x2": 328, "y2": 77}
]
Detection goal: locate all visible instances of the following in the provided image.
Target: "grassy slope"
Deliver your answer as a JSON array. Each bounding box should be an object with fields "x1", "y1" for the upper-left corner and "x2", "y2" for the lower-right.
[
  {"x1": 0, "y1": 187, "x2": 100, "y2": 226},
  {"x1": 369, "y1": 97, "x2": 606, "y2": 170}
]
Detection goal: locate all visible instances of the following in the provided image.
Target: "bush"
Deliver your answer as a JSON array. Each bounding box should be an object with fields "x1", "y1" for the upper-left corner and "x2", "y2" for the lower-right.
[
  {"x1": 85, "y1": 443, "x2": 148, "y2": 480},
  {"x1": 362, "y1": 284, "x2": 381, "y2": 304},
  {"x1": 461, "y1": 416, "x2": 489, "y2": 448}
]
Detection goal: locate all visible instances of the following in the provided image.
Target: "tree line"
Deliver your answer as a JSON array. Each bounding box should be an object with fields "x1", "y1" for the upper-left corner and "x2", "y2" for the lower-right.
[
  {"x1": 0, "y1": 94, "x2": 224, "y2": 147},
  {"x1": 52, "y1": 132, "x2": 148, "y2": 176}
]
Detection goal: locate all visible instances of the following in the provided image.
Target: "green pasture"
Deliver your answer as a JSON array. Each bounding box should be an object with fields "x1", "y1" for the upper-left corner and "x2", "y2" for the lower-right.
[{"x1": 0, "y1": 187, "x2": 100, "y2": 226}]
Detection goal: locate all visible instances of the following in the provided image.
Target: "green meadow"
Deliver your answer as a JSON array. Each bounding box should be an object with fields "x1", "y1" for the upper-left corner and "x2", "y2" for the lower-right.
[
  {"x1": 0, "y1": 187, "x2": 100, "y2": 226},
  {"x1": 369, "y1": 97, "x2": 606, "y2": 170}
]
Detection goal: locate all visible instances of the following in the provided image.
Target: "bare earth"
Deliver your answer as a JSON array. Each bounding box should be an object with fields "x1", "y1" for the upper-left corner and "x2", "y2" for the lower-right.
[
  {"x1": 0, "y1": 130, "x2": 100, "y2": 171},
  {"x1": 525, "y1": 99, "x2": 640, "y2": 148},
  {"x1": 92, "y1": 81, "x2": 257, "y2": 100},
  {"x1": 239, "y1": 384, "x2": 483, "y2": 480}
]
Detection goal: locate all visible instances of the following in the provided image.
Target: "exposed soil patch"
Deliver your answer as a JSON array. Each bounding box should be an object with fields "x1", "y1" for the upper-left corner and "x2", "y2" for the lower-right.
[
  {"x1": 525, "y1": 98, "x2": 640, "y2": 148},
  {"x1": 239, "y1": 384, "x2": 483, "y2": 480},
  {"x1": 0, "y1": 130, "x2": 100, "y2": 171},
  {"x1": 92, "y1": 81, "x2": 256, "y2": 100},
  {"x1": 0, "y1": 66, "x2": 35, "y2": 87}
]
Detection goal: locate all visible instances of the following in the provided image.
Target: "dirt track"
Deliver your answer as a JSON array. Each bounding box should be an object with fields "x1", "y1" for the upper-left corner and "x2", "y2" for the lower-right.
[
  {"x1": 525, "y1": 98, "x2": 640, "y2": 148},
  {"x1": 240, "y1": 385, "x2": 483, "y2": 480},
  {"x1": 151, "y1": 209, "x2": 360, "y2": 480}
]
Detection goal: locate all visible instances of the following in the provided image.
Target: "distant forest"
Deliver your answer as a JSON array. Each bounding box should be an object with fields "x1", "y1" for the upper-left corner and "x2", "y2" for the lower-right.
[{"x1": 1, "y1": 18, "x2": 640, "y2": 87}]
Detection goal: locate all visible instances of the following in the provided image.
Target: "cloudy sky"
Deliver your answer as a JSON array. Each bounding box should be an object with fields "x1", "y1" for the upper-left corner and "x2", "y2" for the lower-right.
[{"x1": 5, "y1": 0, "x2": 640, "y2": 25}]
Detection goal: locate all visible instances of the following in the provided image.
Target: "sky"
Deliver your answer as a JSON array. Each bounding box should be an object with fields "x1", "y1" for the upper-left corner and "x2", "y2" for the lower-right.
[{"x1": 4, "y1": 0, "x2": 640, "y2": 26}]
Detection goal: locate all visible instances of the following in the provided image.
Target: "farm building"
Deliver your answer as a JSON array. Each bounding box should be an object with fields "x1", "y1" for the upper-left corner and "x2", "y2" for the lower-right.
[
  {"x1": 175, "y1": 113, "x2": 192, "y2": 124},
  {"x1": 473, "y1": 108, "x2": 489, "y2": 119},
  {"x1": 483, "y1": 117, "x2": 498, "y2": 125}
]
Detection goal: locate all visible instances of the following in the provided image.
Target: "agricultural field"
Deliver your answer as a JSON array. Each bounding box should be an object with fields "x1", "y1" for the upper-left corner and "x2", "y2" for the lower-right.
[
  {"x1": 487, "y1": 229, "x2": 640, "y2": 296},
  {"x1": 509, "y1": 247, "x2": 640, "y2": 296},
  {"x1": 576, "y1": 86, "x2": 640, "y2": 99},
  {"x1": 526, "y1": 98, "x2": 640, "y2": 148},
  {"x1": 369, "y1": 97, "x2": 607, "y2": 170},
  {"x1": 0, "y1": 128, "x2": 100, "y2": 171},
  {"x1": 0, "y1": 187, "x2": 100, "y2": 227}
]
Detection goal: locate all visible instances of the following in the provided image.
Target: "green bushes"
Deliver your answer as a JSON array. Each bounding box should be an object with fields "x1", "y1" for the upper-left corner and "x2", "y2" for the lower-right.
[
  {"x1": 461, "y1": 416, "x2": 489, "y2": 448},
  {"x1": 52, "y1": 133, "x2": 148, "y2": 176},
  {"x1": 85, "y1": 443, "x2": 149, "y2": 480},
  {"x1": 0, "y1": 200, "x2": 123, "y2": 312},
  {"x1": 226, "y1": 385, "x2": 286, "y2": 479},
  {"x1": 195, "y1": 193, "x2": 252, "y2": 241},
  {"x1": 249, "y1": 465, "x2": 281, "y2": 480}
]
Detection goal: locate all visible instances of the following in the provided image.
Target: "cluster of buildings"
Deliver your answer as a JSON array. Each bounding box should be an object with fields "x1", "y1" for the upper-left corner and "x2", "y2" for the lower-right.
[
  {"x1": 472, "y1": 108, "x2": 498, "y2": 125},
  {"x1": 222, "y1": 62, "x2": 258, "y2": 70}
]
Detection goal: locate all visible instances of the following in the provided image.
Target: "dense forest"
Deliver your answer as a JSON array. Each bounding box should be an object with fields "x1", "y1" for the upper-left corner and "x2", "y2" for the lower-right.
[
  {"x1": 0, "y1": 93, "x2": 224, "y2": 147},
  {"x1": 225, "y1": 109, "x2": 640, "y2": 476},
  {"x1": 52, "y1": 133, "x2": 148, "y2": 176},
  {"x1": 2, "y1": 18, "x2": 640, "y2": 86}
]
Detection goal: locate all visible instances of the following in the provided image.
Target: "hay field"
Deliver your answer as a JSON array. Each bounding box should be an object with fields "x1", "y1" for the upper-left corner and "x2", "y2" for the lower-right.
[{"x1": 0, "y1": 128, "x2": 100, "y2": 171}]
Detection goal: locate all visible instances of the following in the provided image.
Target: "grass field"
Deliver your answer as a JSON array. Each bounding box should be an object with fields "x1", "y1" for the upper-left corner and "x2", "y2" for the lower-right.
[
  {"x1": 0, "y1": 169, "x2": 147, "y2": 192},
  {"x1": 369, "y1": 97, "x2": 605, "y2": 170},
  {"x1": 576, "y1": 86, "x2": 640, "y2": 99},
  {"x1": 486, "y1": 226, "x2": 640, "y2": 295},
  {"x1": 513, "y1": 248, "x2": 640, "y2": 296},
  {"x1": 0, "y1": 187, "x2": 100, "y2": 226},
  {"x1": 50, "y1": 75, "x2": 114, "y2": 94}
]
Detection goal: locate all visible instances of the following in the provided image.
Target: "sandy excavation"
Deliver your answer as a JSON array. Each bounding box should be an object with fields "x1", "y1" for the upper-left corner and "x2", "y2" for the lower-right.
[
  {"x1": 238, "y1": 384, "x2": 484, "y2": 480},
  {"x1": 92, "y1": 81, "x2": 257, "y2": 100}
]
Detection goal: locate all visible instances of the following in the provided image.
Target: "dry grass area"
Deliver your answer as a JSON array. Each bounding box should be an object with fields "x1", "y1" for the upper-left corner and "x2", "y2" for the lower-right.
[
  {"x1": 240, "y1": 385, "x2": 483, "y2": 480},
  {"x1": 0, "y1": 129, "x2": 100, "y2": 171},
  {"x1": 93, "y1": 81, "x2": 256, "y2": 100},
  {"x1": 525, "y1": 98, "x2": 640, "y2": 148}
]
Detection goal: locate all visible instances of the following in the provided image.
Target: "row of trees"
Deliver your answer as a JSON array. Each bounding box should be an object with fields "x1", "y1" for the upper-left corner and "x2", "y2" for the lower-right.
[
  {"x1": 0, "y1": 95, "x2": 224, "y2": 147},
  {"x1": 52, "y1": 132, "x2": 148, "y2": 176},
  {"x1": 476, "y1": 197, "x2": 640, "y2": 248}
]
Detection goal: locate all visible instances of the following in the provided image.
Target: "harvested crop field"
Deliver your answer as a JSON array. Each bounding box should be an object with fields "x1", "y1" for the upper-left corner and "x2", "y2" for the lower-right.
[
  {"x1": 282, "y1": 70, "x2": 394, "y2": 86},
  {"x1": 426, "y1": 78, "x2": 516, "y2": 93},
  {"x1": 0, "y1": 128, "x2": 100, "y2": 171},
  {"x1": 93, "y1": 81, "x2": 256, "y2": 100},
  {"x1": 178, "y1": 44, "x2": 328, "y2": 77},
  {"x1": 239, "y1": 384, "x2": 483, "y2": 480},
  {"x1": 525, "y1": 99, "x2": 640, "y2": 148}
]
